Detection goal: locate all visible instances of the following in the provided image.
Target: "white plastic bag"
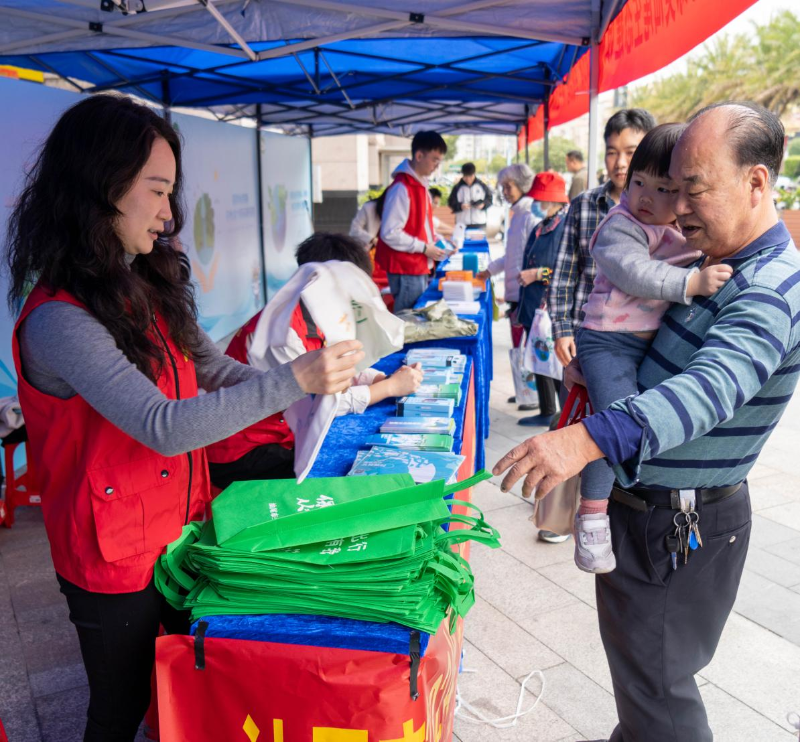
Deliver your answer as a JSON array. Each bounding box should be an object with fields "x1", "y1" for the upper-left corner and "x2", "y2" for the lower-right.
[
  {"x1": 509, "y1": 347, "x2": 538, "y2": 407},
  {"x1": 524, "y1": 309, "x2": 563, "y2": 380}
]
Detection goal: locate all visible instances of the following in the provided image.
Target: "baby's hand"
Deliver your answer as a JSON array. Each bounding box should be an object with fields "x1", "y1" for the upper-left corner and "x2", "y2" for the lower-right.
[{"x1": 688, "y1": 264, "x2": 734, "y2": 297}]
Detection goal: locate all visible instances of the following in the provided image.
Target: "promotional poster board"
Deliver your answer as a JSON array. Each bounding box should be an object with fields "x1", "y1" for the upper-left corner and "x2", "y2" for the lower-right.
[
  {"x1": 174, "y1": 112, "x2": 264, "y2": 341},
  {"x1": 260, "y1": 131, "x2": 313, "y2": 300}
]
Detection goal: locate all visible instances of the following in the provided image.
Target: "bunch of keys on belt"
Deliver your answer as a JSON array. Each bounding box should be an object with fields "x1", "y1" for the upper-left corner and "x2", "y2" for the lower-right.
[{"x1": 665, "y1": 507, "x2": 703, "y2": 570}]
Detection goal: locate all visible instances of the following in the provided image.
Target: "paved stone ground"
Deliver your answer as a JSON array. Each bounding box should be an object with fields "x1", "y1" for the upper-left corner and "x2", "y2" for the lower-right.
[{"x1": 1, "y1": 314, "x2": 799, "y2": 741}]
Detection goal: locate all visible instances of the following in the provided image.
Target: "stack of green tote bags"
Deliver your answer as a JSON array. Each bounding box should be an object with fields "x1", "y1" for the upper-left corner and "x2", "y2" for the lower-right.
[{"x1": 155, "y1": 471, "x2": 501, "y2": 635}]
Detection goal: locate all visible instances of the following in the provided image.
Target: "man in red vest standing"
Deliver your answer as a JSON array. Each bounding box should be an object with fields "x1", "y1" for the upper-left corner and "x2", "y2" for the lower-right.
[{"x1": 376, "y1": 131, "x2": 450, "y2": 312}]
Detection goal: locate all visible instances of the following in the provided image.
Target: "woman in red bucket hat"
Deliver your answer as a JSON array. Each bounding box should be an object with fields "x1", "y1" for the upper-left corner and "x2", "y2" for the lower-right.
[{"x1": 516, "y1": 171, "x2": 570, "y2": 428}]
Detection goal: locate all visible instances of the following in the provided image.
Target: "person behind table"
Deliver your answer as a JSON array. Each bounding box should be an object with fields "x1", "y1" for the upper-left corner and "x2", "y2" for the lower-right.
[
  {"x1": 477, "y1": 163, "x2": 536, "y2": 410},
  {"x1": 376, "y1": 131, "x2": 450, "y2": 313},
  {"x1": 448, "y1": 162, "x2": 493, "y2": 230},
  {"x1": 565, "y1": 149, "x2": 588, "y2": 201},
  {"x1": 206, "y1": 232, "x2": 424, "y2": 490},
  {"x1": 350, "y1": 190, "x2": 387, "y2": 249},
  {"x1": 515, "y1": 172, "x2": 570, "y2": 427},
  {"x1": 4, "y1": 95, "x2": 362, "y2": 742},
  {"x1": 429, "y1": 187, "x2": 453, "y2": 240},
  {"x1": 572, "y1": 123, "x2": 734, "y2": 574}
]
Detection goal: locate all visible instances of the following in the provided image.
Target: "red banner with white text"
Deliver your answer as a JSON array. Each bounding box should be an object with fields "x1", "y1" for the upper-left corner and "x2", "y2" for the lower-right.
[{"x1": 519, "y1": 0, "x2": 759, "y2": 147}]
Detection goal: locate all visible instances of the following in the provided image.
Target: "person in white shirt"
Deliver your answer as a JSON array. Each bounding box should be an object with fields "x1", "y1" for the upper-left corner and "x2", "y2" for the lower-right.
[
  {"x1": 349, "y1": 194, "x2": 384, "y2": 249},
  {"x1": 448, "y1": 162, "x2": 493, "y2": 229},
  {"x1": 429, "y1": 187, "x2": 453, "y2": 239}
]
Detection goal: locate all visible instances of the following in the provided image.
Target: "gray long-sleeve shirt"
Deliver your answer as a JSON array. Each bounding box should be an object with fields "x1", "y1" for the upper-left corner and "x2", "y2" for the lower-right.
[{"x1": 18, "y1": 302, "x2": 306, "y2": 457}]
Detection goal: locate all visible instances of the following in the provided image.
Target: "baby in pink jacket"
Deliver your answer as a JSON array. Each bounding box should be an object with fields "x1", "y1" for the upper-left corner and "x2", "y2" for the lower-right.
[{"x1": 573, "y1": 123, "x2": 734, "y2": 574}]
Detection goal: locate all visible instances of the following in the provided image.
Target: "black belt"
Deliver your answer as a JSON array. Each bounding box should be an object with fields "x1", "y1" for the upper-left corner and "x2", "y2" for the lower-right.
[{"x1": 611, "y1": 483, "x2": 743, "y2": 512}]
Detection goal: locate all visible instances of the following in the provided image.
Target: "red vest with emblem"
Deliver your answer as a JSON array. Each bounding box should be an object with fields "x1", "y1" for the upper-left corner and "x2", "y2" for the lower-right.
[
  {"x1": 12, "y1": 285, "x2": 212, "y2": 593},
  {"x1": 375, "y1": 171, "x2": 433, "y2": 276},
  {"x1": 205, "y1": 302, "x2": 325, "y2": 465}
]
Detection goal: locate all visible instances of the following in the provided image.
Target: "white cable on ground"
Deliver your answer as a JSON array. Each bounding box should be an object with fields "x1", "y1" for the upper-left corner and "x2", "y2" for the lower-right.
[
  {"x1": 787, "y1": 711, "x2": 800, "y2": 739},
  {"x1": 454, "y1": 665, "x2": 546, "y2": 729}
]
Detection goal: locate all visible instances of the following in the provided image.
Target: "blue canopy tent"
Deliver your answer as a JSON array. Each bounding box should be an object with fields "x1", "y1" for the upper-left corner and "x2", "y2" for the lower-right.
[{"x1": 0, "y1": 0, "x2": 628, "y2": 169}]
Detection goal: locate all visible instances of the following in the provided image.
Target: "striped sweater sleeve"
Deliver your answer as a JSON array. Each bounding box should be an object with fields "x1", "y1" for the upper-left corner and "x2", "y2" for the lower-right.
[{"x1": 607, "y1": 285, "x2": 794, "y2": 464}]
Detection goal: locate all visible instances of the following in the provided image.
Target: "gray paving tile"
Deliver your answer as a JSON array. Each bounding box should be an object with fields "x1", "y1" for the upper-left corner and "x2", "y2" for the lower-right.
[
  {"x1": 470, "y1": 539, "x2": 580, "y2": 622},
  {"x1": 748, "y1": 472, "x2": 800, "y2": 511},
  {"x1": 743, "y1": 547, "x2": 800, "y2": 588},
  {"x1": 748, "y1": 514, "x2": 800, "y2": 550},
  {"x1": 536, "y1": 561, "x2": 597, "y2": 609},
  {"x1": 478, "y1": 504, "x2": 574, "y2": 571},
  {"x1": 701, "y1": 683, "x2": 796, "y2": 741},
  {"x1": 517, "y1": 603, "x2": 613, "y2": 694},
  {"x1": 733, "y1": 570, "x2": 800, "y2": 646},
  {"x1": 758, "y1": 501, "x2": 800, "y2": 532},
  {"x1": 528, "y1": 662, "x2": 617, "y2": 741},
  {"x1": 763, "y1": 536, "x2": 800, "y2": 567},
  {"x1": 36, "y1": 685, "x2": 88, "y2": 742},
  {"x1": 454, "y1": 640, "x2": 577, "y2": 742},
  {"x1": 704, "y1": 613, "x2": 800, "y2": 728},
  {"x1": 471, "y1": 478, "x2": 523, "y2": 514},
  {"x1": 463, "y1": 597, "x2": 563, "y2": 677},
  {"x1": 29, "y1": 662, "x2": 87, "y2": 699},
  {"x1": 16, "y1": 602, "x2": 83, "y2": 675}
]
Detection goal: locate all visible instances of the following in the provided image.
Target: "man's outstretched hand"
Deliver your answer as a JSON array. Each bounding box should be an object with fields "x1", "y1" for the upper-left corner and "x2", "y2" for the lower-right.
[{"x1": 492, "y1": 423, "x2": 604, "y2": 499}]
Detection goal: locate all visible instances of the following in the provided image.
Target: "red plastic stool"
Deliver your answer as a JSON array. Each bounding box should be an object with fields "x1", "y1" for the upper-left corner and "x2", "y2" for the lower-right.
[{"x1": 2, "y1": 436, "x2": 41, "y2": 528}]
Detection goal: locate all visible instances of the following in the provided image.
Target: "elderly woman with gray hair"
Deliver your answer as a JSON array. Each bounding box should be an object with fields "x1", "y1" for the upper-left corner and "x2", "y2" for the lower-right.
[{"x1": 478, "y1": 163, "x2": 536, "y2": 407}]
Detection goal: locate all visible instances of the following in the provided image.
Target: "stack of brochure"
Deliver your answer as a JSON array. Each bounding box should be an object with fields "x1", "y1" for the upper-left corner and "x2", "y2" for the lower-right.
[
  {"x1": 396, "y1": 396, "x2": 455, "y2": 417},
  {"x1": 364, "y1": 433, "x2": 455, "y2": 453},
  {"x1": 406, "y1": 348, "x2": 466, "y2": 371},
  {"x1": 348, "y1": 447, "x2": 465, "y2": 485},
  {"x1": 380, "y1": 417, "x2": 456, "y2": 435}
]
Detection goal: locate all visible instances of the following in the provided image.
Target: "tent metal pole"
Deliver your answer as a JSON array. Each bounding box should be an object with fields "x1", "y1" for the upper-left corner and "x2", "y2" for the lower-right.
[
  {"x1": 255, "y1": 104, "x2": 268, "y2": 306},
  {"x1": 308, "y1": 124, "x2": 315, "y2": 228},
  {"x1": 161, "y1": 71, "x2": 172, "y2": 124},
  {"x1": 587, "y1": 42, "x2": 600, "y2": 190},
  {"x1": 587, "y1": 0, "x2": 602, "y2": 190},
  {"x1": 524, "y1": 104, "x2": 529, "y2": 166},
  {"x1": 543, "y1": 93, "x2": 550, "y2": 171}
]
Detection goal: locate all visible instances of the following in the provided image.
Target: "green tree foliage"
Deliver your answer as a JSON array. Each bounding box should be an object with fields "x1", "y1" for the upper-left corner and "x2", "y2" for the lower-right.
[
  {"x1": 782, "y1": 156, "x2": 800, "y2": 180},
  {"x1": 631, "y1": 10, "x2": 800, "y2": 122},
  {"x1": 524, "y1": 136, "x2": 583, "y2": 174}
]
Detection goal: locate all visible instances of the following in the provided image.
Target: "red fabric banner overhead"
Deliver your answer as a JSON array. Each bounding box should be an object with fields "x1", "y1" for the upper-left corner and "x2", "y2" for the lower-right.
[{"x1": 519, "y1": 0, "x2": 759, "y2": 147}]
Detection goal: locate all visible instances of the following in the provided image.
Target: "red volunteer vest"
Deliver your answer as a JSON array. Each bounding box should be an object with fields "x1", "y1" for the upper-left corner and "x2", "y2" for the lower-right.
[
  {"x1": 12, "y1": 285, "x2": 211, "y2": 593},
  {"x1": 375, "y1": 172, "x2": 434, "y2": 276},
  {"x1": 205, "y1": 302, "x2": 325, "y2": 465}
]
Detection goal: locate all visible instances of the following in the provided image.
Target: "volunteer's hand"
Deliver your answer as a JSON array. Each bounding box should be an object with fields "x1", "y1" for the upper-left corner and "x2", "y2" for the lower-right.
[
  {"x1": 425, "y1": 243, "x2": 448, "y2": 261},
  {"x1": 555, "y1": 336, "x2": 576, "y2": 367},
  {"x1": 475, "y1": 202, "x2": 485, "y2": 210},
  {"x1": 291, "y1": 340, "x2": 364, "y2": 395},
  {"x1": 687, "y1": 263, "x2": 734, "y2": 297},
  {"x1": 389, "y1": 363, "x2": 423, "y2": 397},
  {"x1": 518, "y1": 268, "x2": 539, "y2": 287},
  {"x1": 476, "y1": 269, "x2": 492, "y2": 282},
  {"x1": 492, "y1": 423, "x2": 604, "y2": 499}
]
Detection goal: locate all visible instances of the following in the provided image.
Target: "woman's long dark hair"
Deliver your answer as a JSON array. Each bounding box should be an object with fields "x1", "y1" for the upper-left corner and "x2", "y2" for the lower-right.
[{"x1": 5, "y1": 94, "x2": 205, "y2": 381}]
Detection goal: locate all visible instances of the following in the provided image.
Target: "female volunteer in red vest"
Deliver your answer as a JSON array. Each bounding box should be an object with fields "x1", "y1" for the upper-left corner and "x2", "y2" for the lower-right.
[{"x1": 5, "y1": 95, "x2": 363, "y2": 741}]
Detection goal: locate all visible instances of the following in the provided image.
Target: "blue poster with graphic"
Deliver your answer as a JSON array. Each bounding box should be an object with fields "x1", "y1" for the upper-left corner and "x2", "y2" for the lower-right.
[
  {"x1": 260, "y1": 132, "x2": 313, "y2": 300},
  {"x1": 174, "y1": 112, "x2": 264, "y2": 342}
]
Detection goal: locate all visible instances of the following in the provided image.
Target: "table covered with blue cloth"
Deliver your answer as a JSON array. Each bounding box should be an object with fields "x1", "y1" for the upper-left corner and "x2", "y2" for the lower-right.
[
  {"x1": 309, "y1": 352, "x2": 473, "y2": 478},
  {"x1": 411, "y1": 276, "x2": 492, "y2": 471}
]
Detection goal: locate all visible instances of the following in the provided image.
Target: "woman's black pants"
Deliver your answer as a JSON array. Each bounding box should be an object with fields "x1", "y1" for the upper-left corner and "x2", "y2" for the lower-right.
[{"x1": 57, "y1": 574, "x2": 189, "y2": 742}]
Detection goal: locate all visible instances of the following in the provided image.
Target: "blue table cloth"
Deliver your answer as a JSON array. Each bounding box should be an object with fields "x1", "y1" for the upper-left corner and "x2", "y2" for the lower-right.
[
  {"x1": 410, "y1": 276, "x2": 492, "y2": 470},
  {"x1": 309, "y1": 353, "x2": 473, "y2": 478}
]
